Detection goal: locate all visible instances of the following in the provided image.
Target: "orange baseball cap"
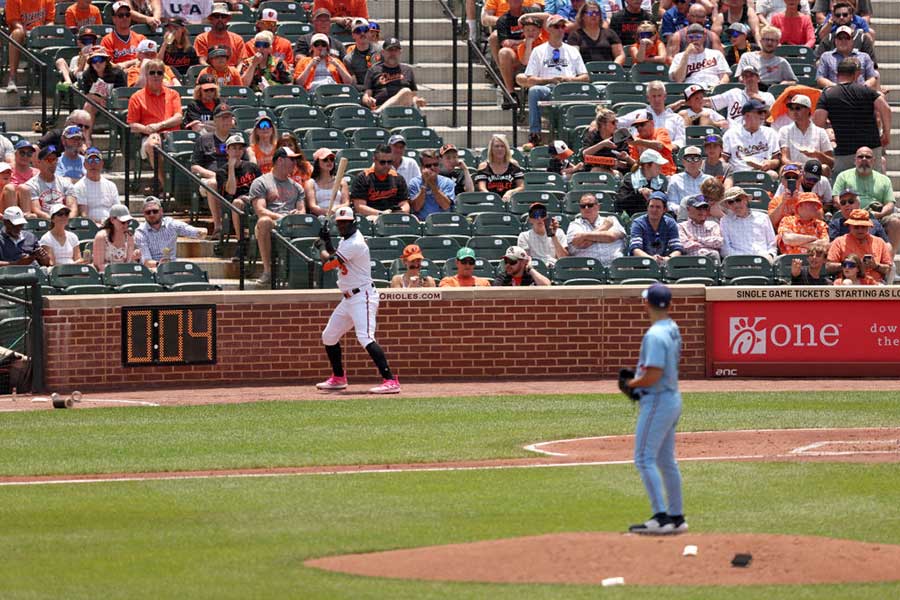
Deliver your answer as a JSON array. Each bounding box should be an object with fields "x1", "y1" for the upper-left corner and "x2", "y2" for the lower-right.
[{"x1": 402, "y1": 244, "x2": 424, "y2": 261}]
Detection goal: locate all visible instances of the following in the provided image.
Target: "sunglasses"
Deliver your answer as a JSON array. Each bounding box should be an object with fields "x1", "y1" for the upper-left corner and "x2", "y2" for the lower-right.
[
  {"x1": 256, "y1": 121, "x2": 273, "y2": 129},
  {"x1": 584, "y1": 10, "x2": 601, "y2": 16},
  {"x1": 683, "y1": 156, "x2": 702, "y2": 162},
  {"x1": 459, "y1": 258, "x2": 476, "y2": 265},
  {"x1": 90, "y1": 56, "x2": 107, "y2": 64},
  {"x1": 144, "y1": 209, "x2": 160, "y2": 214},
  {"x1": 579, "y1": 203, "x2": 596, "y2": 209},
  {"x1": 421, "y1": 162, "x2": 439, "y2": 168},
  {"x1": 210, "y1": 14, "x2": 229, "y2": 20},
  {"x1": 148, "y1": 70, "x2": 164, "y2": 76},
  {"x1": 353, "y1": 26, "x2": 369, "y2": 34},
  {"x1": 834, "y1": 11, "x2": 850, "y2": 17},
  {"x1": 114, "y1": 12, "x2": 131, "y2": 17},
  {"x1": 726, "y1": 199, "x2": 743, "y2": 204},
  {"x1": 687, "y1": 33, "x2": 704, "y2": 40},
  {"x1": 857, "y1": 154, "x2": 873, "y2": 159},
  {"x1": 639, "y1": 31, "x2": 654, "y2": 38},
  {"x1": 728, "y1": 30, "x2": 743, "y2": 37},
  {"x1": 504, "y1": 258, "x2": 519, "y2": 265},
  {"x1": 376, "y1": 159, "x2": 392, "y2": 165},
  {"x1": 18, "y1": 149, "x2": 34, "y2": 156},
  {"x1": 839, "y1": 198, "x2": 858, "y2": 205},
  {"x1": 530, "y1": 210, "x2": 547, "y2": 219},
  {"x1": 85, "y1": 156, "x2": 102, "y2": 164},
  {"x1": 79, "y1": 36, "x2": 98, "y2": 44},
  {"x1": 313, "y1": 41, "x2": 328, "y2": 47},
  {"x1": 842, "y1": 261, "x2": 859, "y2": 268},
  {"x1": 320, "y1": 156, "x2": 335, "y2": 162},
  {"x1": 255, "y1": 41, "x2": 271, "y2": 48}
]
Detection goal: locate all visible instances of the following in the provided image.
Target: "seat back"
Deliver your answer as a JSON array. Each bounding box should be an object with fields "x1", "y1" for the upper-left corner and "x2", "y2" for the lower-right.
[
  {"x1": 412, "y1": 236, "x2": 461, "y2": 262},
  {"x1": 367, "y1": 237, "x2": 405, "y2": 264},
  {"x1": 522, "y1": 171, "x2": 566, "y2": 192},
  {"x1": 553, "y1": 256, "x2": 607, "y2": 283},
  {"x1": 586, "y1": 61, "x2": 626, "y2": 83},
  {"x1": 262, "y1": 85, "x2": 311, "y2": 108},
  {"x1": 103, "y1": 263, "x2": 156, "y2": 287},
  {"x1": 66, "y1": 218, "x2": 101, "y2": 242},
  {"x1": 424, "y1": 212, "x2": 472, "y2": 237},
  {"x1": 454, "y1": 192, "x2": 505, "y2": 216},
  {"x1": 374, "y1": 213, "x2": 422, "y2": 237},
  {"x1": 313, "y1": 84, "x2": 361, "y2": 107},
  {"x1": 664, "y1": 255, "x2": 719, "y2": 283},
  {"x1": 156, "y1": 261, "x2": 211, "y2": 286},
  {"x1": 276, "y1": 214, "x2": 320, "y2": 239},
  {"x1": 49, "y1": 264, "x2": 105, "y2": 289},
  {"x1": 378, "y1": 106, "x2": 426, "y2": 128},
  {"x1": 467, "y1": 236, "x2": 515, "y2": 261},
  {"x1": 721, "y1": 254, "x2": 774, "y2": 283},
  {"x1": 472, "y1": 213, "x2": 521, "y2": 236},
  {"x1": 278, "y1": 105, "x2": 322, "y2": 130},
  {"x1": 608, "y1": 256, "x2": 662, "y2": 283},
  {"x1": 508, "y1": 190, "x2": 562, "y2": 215}
]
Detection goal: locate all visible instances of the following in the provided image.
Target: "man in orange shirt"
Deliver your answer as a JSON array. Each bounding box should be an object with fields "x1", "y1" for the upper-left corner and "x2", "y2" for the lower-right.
[
  {"x1": 199, "y1": 47, "x2": 243, "y2": 86},
  {"x1": 65, "y1": 0, "x2": 102, "y2": 34},
  {"x1": 314, "y1": 0, "x2": 369, "y2": 30},
  {"x1": 827, "y1": 209, "x2": 893, "y2": 283},
  {"x1": 5, "y1": 0, "x2": 54, "y2": 92},
  {"x1": 439, "y1": 247, "x2": 492, "y2": 287},
  {"x1": 629, "y1": 112, "x2": 676, "y2": 176},
  {"x1": 195, "y1": 3, "x2": 246, "y2": 67},
  {"x1": 242, "y1": 9, "x2": 295, "y2": 68},
  {"x1": 127, "y1": 59, "x2": 183, "y2": 194},
  {"x1": 776, "y1": 193, "x2": 828, "y2": 254},
  {"x1": 101, "y1": 1, "x2": 147, "y2": 68}
]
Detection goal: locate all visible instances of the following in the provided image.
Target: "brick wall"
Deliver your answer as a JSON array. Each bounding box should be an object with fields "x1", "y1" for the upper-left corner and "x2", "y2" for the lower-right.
[{"x1": 42, "y1": 287, "x2": 707, "y2": 391}]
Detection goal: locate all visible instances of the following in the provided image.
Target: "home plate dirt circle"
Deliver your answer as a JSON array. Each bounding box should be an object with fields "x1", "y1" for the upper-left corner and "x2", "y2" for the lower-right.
[{"x1": 306, "y1": 532, "x2": 900, "y2": 586}]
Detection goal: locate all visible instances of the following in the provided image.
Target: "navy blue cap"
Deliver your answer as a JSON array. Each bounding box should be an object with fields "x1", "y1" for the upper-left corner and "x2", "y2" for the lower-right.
[
  {"x1": 649, "y1": 190, "x2": 668, "y2": 203},
  {"x1": 687, "y1": 194, "x2": 710, "y2": 208},
  {"x1": 741, "y1": 99, "x2": 768, "y2": 114},
  {"x1": 14, "y1": 139, "x2": 33, "y2": 151},
  {"x1": 642, "y1": 283, "x2": 672, "y2": 309}
]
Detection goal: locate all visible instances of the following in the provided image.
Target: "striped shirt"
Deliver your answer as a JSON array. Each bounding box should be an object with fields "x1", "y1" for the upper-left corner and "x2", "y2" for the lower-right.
[
  {"x1": 134, "y1": 217, "x2": 205, "y2": 263},
  {"x1": 677, "y1": 218, "x2": 723, "y2": 257}
]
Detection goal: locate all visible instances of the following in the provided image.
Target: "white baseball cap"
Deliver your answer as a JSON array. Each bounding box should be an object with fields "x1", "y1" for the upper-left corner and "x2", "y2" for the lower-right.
[
  {"x1": 136, "y1": 39, "x2": 158, "y2": 53},
  {"x1": 504, "y1": 246, "x2": 528, "y2": 261},
  {"x1": 334, "y1": 206, "x2": 355, "y2": 221},
  {"x1": 259, "y1": 8, "x2": 278, "y2": 21},
  {"x1": 3, "y1": 206, "x2": 27, "y2": 225}
]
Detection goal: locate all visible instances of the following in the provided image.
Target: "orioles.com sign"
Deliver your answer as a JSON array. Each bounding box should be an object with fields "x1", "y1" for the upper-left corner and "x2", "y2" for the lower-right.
[{"x1": 708, "y1": 299, "x2": 900, "y2": 377}]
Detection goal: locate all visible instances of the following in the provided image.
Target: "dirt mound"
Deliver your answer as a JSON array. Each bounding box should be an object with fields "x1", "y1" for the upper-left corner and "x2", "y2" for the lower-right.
[{"x1": 306, "y1": 532, "x2": 900, "y2": 586}]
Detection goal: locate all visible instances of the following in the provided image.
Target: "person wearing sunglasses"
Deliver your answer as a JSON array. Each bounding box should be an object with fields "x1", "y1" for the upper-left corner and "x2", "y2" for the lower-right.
[
  {"x1": 776, "y1": 192, "x2": 829, "y2": 255},
  {"x1": 493, "y1": 245, "x2": 551, "y2": 286},
  {"x1": 518, "y1": 201, "x2": 568, "y2": 267},
  {"x1": 4, "y1": 0, "x2": 55, "y2": 92},
  {"x1": 629, "y1": 20, "x2": 666, "y2": 66},
  {"x1": 677, "y1": 194, "x2": 723, "y2": 258},
  {"x1": 126, "y1": 58, "x2": 184, "y2": 195},
  {"x1": 675, "y1": 84, "x2": 727, "y2": 129},
  {"x1": 669, "y1": 23, "x2": 730, "y2": 87},
  {"x1": 73, "y1": 148, "x2": 121, "y2": 225},
  {"x1": 56, "y1": 26, "x2": 100, "y2": 92},
  {"x1": 128, "y1": 39, "x2": 181, "y2": 87},
  {"x1": 183, "y1": 74, "x2": 221, "y2": 132},
  {"x1": 520, "y1": 14, "x2": 589, "y2": 146},
  {"x1": 80, "y1": 46, "x2": 127, "y2": 130},
  {"x1": 314, "y1": 0, "x2": 370, "y2": 32},
  {"x1": 659, "y1": 0, "x2": 693, "y2": 40},
  {"x1": 831, "y1": 146, "x2": 893, "y2": 218},
  {"x1": 438, "y1": 247, "x2": 492, "y2": 287},
  {"x1": 159, "y1": 17, "x2": 200, "y2": 77},
  {"x1": 243, "y1": 9, "x2": 295, "y2": 67},
  {"x1": 40, "y1": 204, "x2": 88, "y2": 267},
  {"x1": 349, "y1": 144, "x2": 411, "y2": 218},
  {"x1": 191, "y1": 105, "x2": 245, "y2": 234},
  {"x1": 666, "y1": 145, "x2": 711, "y2": 215},
  {"x1": 343, "y1": 18, "x2": 380, "y2": 91},
  {"x1": 241, "y1": 30, "x2": 292, "y2": 91},
  {"x1": 721, "y1": 99, "x2": 781, "y2": 179},
  {"x1": 246, "y1": 115, "x2": 279, "y2": 175},
  {"x1": 5, "y1": 141, "x2": 38, "y2": 195},
  {"x1": 617, "y1": 148, "x2": 670, "y2": 216},
  {"x1": 100, "y1": 2, "x2": 147, "y2": 68},
  {"x1": 816, "y1": 24, "x2": 878, "y2": 91},
  {"x1": 715, "y1": 0, "x2": 761, "y2": 47},
  {"x1": 566, "y1": 193, "x2": 626, "y2": 266},
  {"x1": 195, "y1": 3, "x2": 245, "y2": 67},
  {"x1": 199, "y1": 46, "x2": 243, "y2": 86},
  {"x1": 17, "y1": 145, "x2": 77, "y2": 219},
  {"x1": 57, "y1": 126, "x2": 88, "y2": 186},
  {"x1": 721, "y1": 22, "x2": 759, "y2": 68},
  {"x1": 833, "y1": 253, "x2": 877, "y2": 285},
  {"x1": 292, "y1": 33, "x2": 354, "y2": 91},
  {"x1": 276, "y1": 134, "x2": 313, "y2": 186},
  {"x1": 408, "y1": 149, "x2": 456, "y2": 220},
  {"x1": 390, "y1": 244, "x2": 436, "y2": 288},
  {"x1": 296, "y1": 8, "x2": 346, "y2": 58},
  {"x1": 827, "y1": 209, "x2": 892, "y2": 282},
  {"x1": 767, "y1": 0, "x2": 815, "y2": 47},
  {"x1": 0, "y1": 207, "x2": 50, "y2": 268},
  {"x1": 719, "y1": 186, "x2": 777, "y2": 260},
  {"x1": 778, "y1": 94, "x2": 833, "y2": 175},
  {"x1": 827, "y1": 187, "x2": 887, "y2": 243},
  {"x1": 568, "y1": 1, "x2": 624, "y2": 66},
  {"x1": 814, "y1": 1, "x2": 875, "y2": 60},
  {"x1": 134, "y1": 197, "x2": 206, "y2": 269}
]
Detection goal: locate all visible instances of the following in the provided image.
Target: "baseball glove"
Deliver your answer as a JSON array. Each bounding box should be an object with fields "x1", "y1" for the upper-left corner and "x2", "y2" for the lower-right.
[
  {"x1": 318, "y1": 223, "x2": 335, "y2": 254},
  {"x1": 618, "y1": 368, "x2": 640, "y2": 401}
]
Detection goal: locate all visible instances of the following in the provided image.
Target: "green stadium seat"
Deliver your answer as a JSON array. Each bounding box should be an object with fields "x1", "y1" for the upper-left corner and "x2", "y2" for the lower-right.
[
  {"x1": 732, "y1": 170, "x2": 776, "y2": 193},
  {"x1": 585, "y1": 61, "x2": 627, "y2": 83},
  {"x1": 368, "y1": 237, "x2": 405, "y2": 265},
  {"x1": 552, "y1": 256, "x2": 608, "y2": 284},
  {"x1": 455, "y1": 192, "x2": 505, "y2": 216},
  {"x1": 472, "y1": 212, "x2": 521, "y2": 236},
  {"x1": 66, "y1": 218, "x2": 100, "y2": 242},
  {"x1": 279, "y1": 105, "x2": 323, "y2": 130},
  {"x1": 523, "y1": 171, "x2": 566, "y2": 192},
  {"x1": 262, "y1": 85, "x2": 311, "y2": 110},
  {"x1": 374, "y1": 213, "x2": 422, "y2": 240},
  {"x1": 49, "y1": 264, "x2": 110, "y2": 294},
  {"x1": 721, "y1": 254, "x2": 773, "y2": 285},
  {"x1": 608, "y1": 256, "x2": 662, "y2": 284},
  {"x1": 664, "y1": 255, "x2": 719, "y2": 285},
  {"x1": 412, "y1": 236, "x2": 461, "y2": 263},
  {"x1": 466, "y1": 236, "x2": 513, "y2": 262},
  {"x1": 313, "y1": 84, "x2": 361, "y2": 108},
  {"x1": 630, "y1": 62, "x2": 669, "y2": 82},
  {"x1": 378, "y1": 106, "x2": 427, "y2": 128},
  {"x1": 103, "y1": 264, "x2": 164, "y2": 293},
  {"x1": 423, "y1": 212, "x2": 472, "y2": 241},
  {"x1": 508, "y1": 190, "x2": 563, "y2": 214},
  {"x1": 155, "y1": 261, "x2": 220, "y2": 291}
]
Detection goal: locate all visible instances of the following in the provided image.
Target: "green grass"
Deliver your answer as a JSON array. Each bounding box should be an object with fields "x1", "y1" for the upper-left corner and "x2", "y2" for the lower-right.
[
  {"x1": 1, "y1": 391, "x2": 899, "y2": 476},
  {"x1": 2, "y1": 391, "x2": 899, "y2": 598}
]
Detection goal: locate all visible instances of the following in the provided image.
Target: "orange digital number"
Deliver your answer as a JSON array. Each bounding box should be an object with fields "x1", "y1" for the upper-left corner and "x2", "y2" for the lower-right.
[
  {"x1": 126, "y1": 310, "x2": 153, "y2": 364},
  {"x1": 158, "y1": 309, "x2": 184, "y2": 362},
  {"x1": 188, "y1": 308, "x2": 214, "y2": 360}
]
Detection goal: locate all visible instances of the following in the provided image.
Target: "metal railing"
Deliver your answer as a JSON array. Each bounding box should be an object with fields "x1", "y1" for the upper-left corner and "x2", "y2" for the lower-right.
[
  {"x1": 467, "y1": 40, "x2": 519, "y2": 148},
  {"x1": 271, "y1": 231, "x2": 316, "y2": 290},
  {"x1": 0, "y1": 274, "x2": 45, "y2": 393},
  {"x1": 435, "y1": 0, "x2": 460, "y2": 127},
  {"x1": 0, "y1": 28, "x2": 49, "y2": 133},
  {"x1": 393, "y1": 0, "x2": 416, "y2": 63}
]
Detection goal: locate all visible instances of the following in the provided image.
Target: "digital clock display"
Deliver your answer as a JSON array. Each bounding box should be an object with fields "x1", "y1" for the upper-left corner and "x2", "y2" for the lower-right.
[{"x1": 121, "y1": 305, "x2": 216, "y2": 366}]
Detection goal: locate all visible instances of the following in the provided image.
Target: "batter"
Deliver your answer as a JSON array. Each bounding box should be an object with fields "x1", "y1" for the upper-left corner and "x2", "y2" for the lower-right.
[
  {"x1": 624, "y1": 283, "x2": 687, "y2": 535},
  {"x1": 315, "y1": 206, "x2": 401, "y2": 394}
]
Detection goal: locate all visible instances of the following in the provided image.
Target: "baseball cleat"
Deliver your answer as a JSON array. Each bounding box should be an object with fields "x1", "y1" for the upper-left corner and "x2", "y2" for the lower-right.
[
  {"x1": 628, "y1": 512, "x2": 675, "y2": 535},
  {"x1": 316, "y1": 375, "x2": 348, "y2": 390},
  {"x1": 369, "y1": 378, "x2": 401, "y2": 394},
  {"x1": 669, "y1": 515, "x2": 688, "y2": 533}
]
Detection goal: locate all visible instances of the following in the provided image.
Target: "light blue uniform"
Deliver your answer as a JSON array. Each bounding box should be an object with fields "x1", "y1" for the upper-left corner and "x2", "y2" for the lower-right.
[{"x1": 633, "y1": 317, "x2": 684, "y2": 517}]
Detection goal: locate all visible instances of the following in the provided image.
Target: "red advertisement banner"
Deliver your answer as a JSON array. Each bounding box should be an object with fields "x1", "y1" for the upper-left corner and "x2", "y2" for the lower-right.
[{"x1": 707, "y1": 300, "x2": 900, "y2": 377}]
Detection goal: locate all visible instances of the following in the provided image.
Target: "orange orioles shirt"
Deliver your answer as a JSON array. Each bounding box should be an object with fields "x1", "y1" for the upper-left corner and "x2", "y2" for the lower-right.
[
  {"x1": 6, "y1": 0, "x2": 54, "y2": 30},
  {"x1": 101, "y1": 30, "x2": 147, "y2": 64}
]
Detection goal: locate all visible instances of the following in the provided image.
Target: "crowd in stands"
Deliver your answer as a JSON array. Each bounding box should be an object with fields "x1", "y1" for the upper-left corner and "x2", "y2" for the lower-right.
[{"x1": 0, "y1": 0, "x2": 895, "y2": 290}]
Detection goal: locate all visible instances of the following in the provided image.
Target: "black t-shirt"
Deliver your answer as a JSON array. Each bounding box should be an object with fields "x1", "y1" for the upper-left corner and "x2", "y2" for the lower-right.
[
  {"x1": 350, "y1": 168, "x2": 409, "y2": 211},
  {"x1": 568, "y1": 28, "x2": 622, "y2": 63},
  {"x1": 192, "y1": 131, "x2": 231, "y2": 171},
  {"x1": 815, "y1": 82, "x2": 881, "y2": 155},
  {"x1": 493, "y1": 269, "x2": 539, "y2": 286},
  {"x1": 473, "y1": 162, "x2": 524, "y2": 195},
  {"x1": 725, "y1": 43, "x2": 759, "y2": 68},
  {"x1": 163, "y1": 46, "x2": 199, "y2": 76},
  {"x1": 80, "y1": 66, "x2": 127, "y2": 95},
  {"x1": 439, "y1": 166, "x2": 469, "y2": 196},
  {"x1": 609, "y1": 8, "x2": 653, "y2": 47},
  {"x1": 183, "y1": 99, "x2": 220, "y2": 129},
  {"x1": 791, "y1": 267, "x2": 832, "y2": 286},
  {"x1": 216, "y1": 160, "x2": 262, "y2": 200},
  {"x1": 495, "y1": 7, "x2": 540, "y2": 43},
  {"x1": 364, "y1": 62, "x2": 417, "y2": 106},
  {"x1": 343, "y1": 44, "x2": 381, "y2": 89}
]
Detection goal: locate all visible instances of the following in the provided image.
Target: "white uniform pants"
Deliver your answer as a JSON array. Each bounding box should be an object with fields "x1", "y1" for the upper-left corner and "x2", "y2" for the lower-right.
[{"x1": 322, "y1": 286, "x2": 378, "y2": 348}]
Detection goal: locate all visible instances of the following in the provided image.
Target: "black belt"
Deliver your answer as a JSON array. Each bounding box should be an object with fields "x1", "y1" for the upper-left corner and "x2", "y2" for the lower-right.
[{"x1": 342, "y1": 283, "x2": 374, "y2": 299}]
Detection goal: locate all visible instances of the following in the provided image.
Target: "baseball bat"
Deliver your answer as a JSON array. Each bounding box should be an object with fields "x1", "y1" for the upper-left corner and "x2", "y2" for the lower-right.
[{"x1": 327, "y1": 157, "x2": 349, "y2": 217}]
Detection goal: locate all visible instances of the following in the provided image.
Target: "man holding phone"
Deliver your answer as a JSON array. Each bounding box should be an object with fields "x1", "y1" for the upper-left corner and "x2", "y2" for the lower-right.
[
  {"x1": 517, "y1": 202, "x2": 568, "y2": 267},
  {"x1": 0, "y1": 207, "x2": 50, "y2": 267}
]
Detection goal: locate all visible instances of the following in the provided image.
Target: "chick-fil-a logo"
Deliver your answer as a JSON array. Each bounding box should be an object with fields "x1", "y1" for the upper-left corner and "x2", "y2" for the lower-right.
[{"x1": 728, "y1": 317, "x2": 841, "y2": 356}]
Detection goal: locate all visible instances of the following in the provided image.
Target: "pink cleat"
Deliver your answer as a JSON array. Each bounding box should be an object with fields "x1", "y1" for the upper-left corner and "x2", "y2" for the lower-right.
[
  {"x1": 316, "y1": 375, "x2": 348, "y2": 390},
  {"x1": 368, "y1": 378, "x2": 401, "y2": 394}
]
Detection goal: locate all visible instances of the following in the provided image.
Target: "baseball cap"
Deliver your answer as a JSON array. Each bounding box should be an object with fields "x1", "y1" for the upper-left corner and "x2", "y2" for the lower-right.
[
  {"x1": 212, "y1": 104, "x2": 233, "y2": 118},
  {"x1": 38, "y1": 145, "x2": 60, "y2": 160},
  {"x1": 796, "y1": 192, "x2": 822, "y2": 208},
  {"x1": 3, "y1": 206, "x2": 27, "y2": 225},
  {"x1": 210, "y1": 2, "x2": 230, "y2": 16},
  {"x1": 639, "y1": 149, "x2": 668, "y2": 165},
  {"x1": 49, "y1": 204, "x2": 70, "y2": 217},
  {"x1": 612, "y1": 127, "x2": 633, "y2": 145},
  {"x1": 781, "y1": 163, "x2": 801, "y2": 175},
  {"x1": 334, "y1": 205, "x2": 355, "y2": 221},
  {"x1": 111, "y1": 1, "x2": 130, "y2": 13},
  {"x1": 683, "y1": 84, "x2": 704, "y2": 100},
  {"x1": 803, "y1": 159, "x2": 823, "y2": 181},
  {"x1": 351, "y1": 18, "x2": 369, "y2": 31},
  {"x1": 835, "y1": 25, "x2": 854, "y2": 37},
  {"x1": 728, "y1": 22, "x2": 749, "y2": 35},
  {"x1": 741, "y1": 98, "x2": 768, "y2": 114},
  {"x1": 686, "y1": 23, "x2": 705, "y2": 35},
  {"x1": 311, "y1": 148, "x2": 334, "y2": 161},
  {"x1": 519, "y1": 14, "x2": 542, "y2": 27},
  {"x1": 63, "y1": 125, "x2": 84, "y2": 139},
  {"x1": 273, "y1": 146, "x2": 299, "y2": 161},
  {"x1": 548, "y1": 140, "x2": 573, "y2": 160},
  {"x1": 85, "y1": 146, "x2": 102, "y2": 158},
  {"x1": 632, "y1": 111, "x2": 653, "y2": 125},
  {"x1": 504, "y1": 246, "x2": 528, "y2": 261},
  {"x1": 704, "y1": 133, "x2": 723, "y2": 145},
  {"x1": 312, "y1": 7, "x2": 331, "y2": 19},
  {"x1": 438, "y1": 143, "x2": 458, "y2": 156},
  {"x1": 208, "y1": 46, "x2": 229, "y2": 59},
  {"x1": 254, "y1": 114, "x2": 274, "y2": 128},
  {"x1": 528, "y1": 202, "x2": 546, "y2": 216},
  {"x1": 456, "y1": 247, "x2": 476, "y2": 261},
  {"x1": 258, "y1": 8, "x2": 278, "y2": 21},
  {"x1": 143, "y1": 195, "x2": 162, "y2": 208},
  {"x1": 90, "y1": 46, "x2": 110, "y2": 59},
  {"x1": 368, "y1": 21, "x2": 380, "y2": 31},
  {"x1": 197, "y1": 73, "x2": 218, "y2": 90},
  {"x1": 136, "y1": 39, "x2": 158, "y2": 54},
  {"x1": 546, "y1": 14, "x2": 568, "y2": 27},
  {"x1": 739, "y1": 64, "x2": 759, "y2": 76},
  {"x1": 642, "y1": 283, "x2": 672, "y2": 309},
  {"x1": 383, "y1": 37, "x2": 402, "y2": 50},
  {"x1": 0, "y1": 163, "x2": 11, "y2": 174},
  {"x1": 687, "y1": 195, "x2": 710, "y2": 208},
  {"x1": 683, "y1": 145, "x2": 702, "y2": 157},
  {"x1": 310, "y1": 33, "x2": 330, "y2": 46},
  {"x1": 845, "y1": 208, "x2": 873, "y2": 227},
  {"x1": 388, "y1": 134, "x2": 406, "y2": 146},
  {"x1": 14, "y1": 139, "x2": 33, "y2": 151},
  {"x1": 839, "y1": 187, "x2": 859, "y2": 198},
  {"x1": 788, "y1": 94, "x2": 811, "y2": 109},
  {"x1": 225, "y1": 134, "x2": 245, "y2": 146},
  {"x1": 724, "y1": 186, "x2": 749, "y2": 202},
  {"x1": 402, "y1": 244, "x2": 424, "y2": 262},
  {"x1": 109, "y1": 204, "x2": 133, "y2": 222},
  {"x1": 78, "y1": 26, "x2": 99, "y2": 39},
  {"x1": 648, "y1": 190, "x2": 668, "y2": 203}
]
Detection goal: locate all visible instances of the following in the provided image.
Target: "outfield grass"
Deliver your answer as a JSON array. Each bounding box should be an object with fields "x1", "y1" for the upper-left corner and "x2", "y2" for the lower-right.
[
  {"x1": 1, "y1": 391, "x2": 899, "y2": 476},
  {"x1": 2, "y1": 391, "x2": 899, "y2": 599}
]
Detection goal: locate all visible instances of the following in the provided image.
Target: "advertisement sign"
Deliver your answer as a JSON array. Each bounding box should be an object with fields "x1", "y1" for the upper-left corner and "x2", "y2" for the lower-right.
[{"x1": 707, "y1": 288, "x2": 900, "y2": 377}]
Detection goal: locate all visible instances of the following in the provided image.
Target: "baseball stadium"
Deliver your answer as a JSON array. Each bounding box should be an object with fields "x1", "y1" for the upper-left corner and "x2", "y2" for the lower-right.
[{"x1": 1, "y1": 0, "x2": 900, "y2": 597}]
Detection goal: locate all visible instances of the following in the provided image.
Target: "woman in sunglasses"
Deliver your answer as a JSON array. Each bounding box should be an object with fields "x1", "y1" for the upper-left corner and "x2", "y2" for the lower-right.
[
  {"x1": 292, "y1": 33, "x2": 354, "y2": 91},
  {"x1": 92, "y1": 204, "x2": 138, "y2": 272},
  {"x1": 569, "y1": 1, "x2": 625, "y2": 64},
  {"x1": 39, "y1": 205, "x2": 85, "y2": 266},
  {"x1": 183, "y1": 74, "x2": 222, "y2": 132},
  {"x1": 248, "y1": 115, "x2": 279, "y2": 174},
  {"x1": 629, "y1": 21, "x2": 667, "y2": 65},
  {"x1": 581, "y1": 108, "x2": 632, "y2": 175},
  {"x1": 160, "y1": 17, "x2": 199, "y2": 77},
  {"x1": 56, "y1": 26, "x2": 99, "y2": 91},
  {"x1": 79, "y1": 47, "x2": 126, "y2": 129},
  {"x1": 833, "y1": 253, "x2": 877, "y2": 286},
  {"x1": 390, "y1": 244, "x2": 436, "y2": 288},
  {"x1": 240, "y1": 31, "x2": 292, "y2": 92},
  {"x1": 304, "y1": 148, "x2": 348, "y2": 216}
]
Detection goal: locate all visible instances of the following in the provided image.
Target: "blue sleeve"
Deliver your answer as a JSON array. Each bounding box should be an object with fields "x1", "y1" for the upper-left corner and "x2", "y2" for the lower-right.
[
  {"x1": 629, "y1": 218, "x2": 647, "y2": 253},
  {"x1": 439, "y1": 176, "x2": 456, "y2": 204},
  {"x1": 660, "y1": 9, "x2": 677, "y2": 38},
  {"x1": 643, "y1": 330, "x2": 667, "y2": 369},
  {"x1": 665, "y1": 218, "x2": 683, "y2": 254},
  {"x1": 407, "y1": 177, "x2": 421, "y2": 198},
  {"x1": 854, "y1": 16, "x2": 869, "y2": 32}
]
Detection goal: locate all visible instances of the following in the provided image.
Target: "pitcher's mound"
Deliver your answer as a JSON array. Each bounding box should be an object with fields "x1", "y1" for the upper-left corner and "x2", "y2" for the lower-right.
[{"x1": 307, "y1": 532, "x2": 900, "y2": 586}]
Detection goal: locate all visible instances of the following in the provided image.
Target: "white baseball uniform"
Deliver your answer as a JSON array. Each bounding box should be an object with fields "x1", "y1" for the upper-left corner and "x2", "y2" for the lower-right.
[{"x1": 321, "y1": 229, "x2": 378, "y2": 348}]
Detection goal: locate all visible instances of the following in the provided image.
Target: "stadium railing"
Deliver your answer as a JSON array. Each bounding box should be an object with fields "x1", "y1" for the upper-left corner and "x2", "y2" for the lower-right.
[
  {"x1": 467, "y1": 40, "x2": 519, "y2": 147},
  {"x1": 434, "y1": 0, "x2": 460, "y2": 128}
]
